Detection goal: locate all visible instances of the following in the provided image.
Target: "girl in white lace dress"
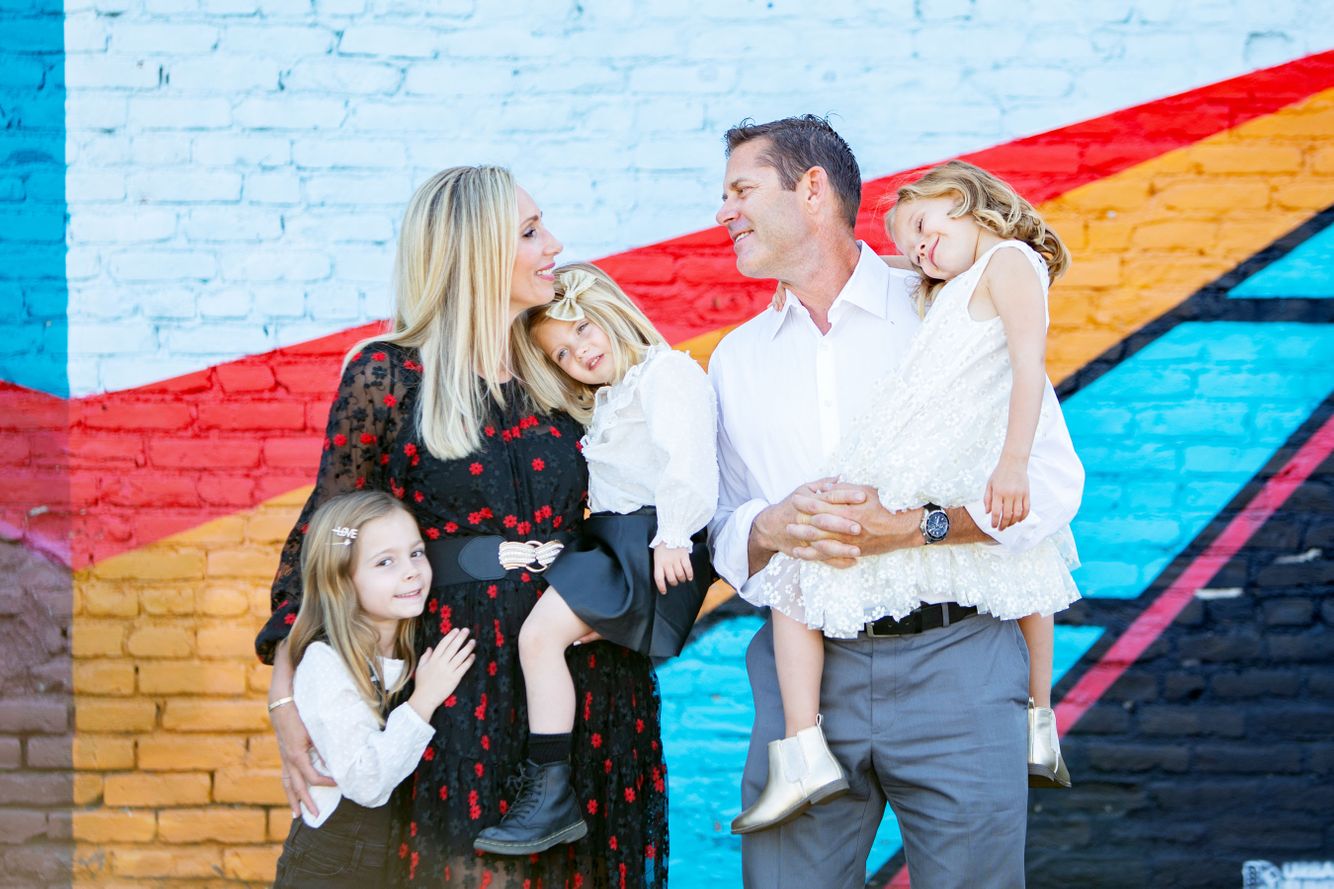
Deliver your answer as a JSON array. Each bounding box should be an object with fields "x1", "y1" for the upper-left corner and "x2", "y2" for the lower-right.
[
  {"x1": 472, "y1": 263, "x2": 718, "y2": 856},
  {"x1": 737, "y1": 161, "x2": 1081, "y2": 831},
  {"x1": 274, "y1": 491, "x2": 476, "y2": 887}
]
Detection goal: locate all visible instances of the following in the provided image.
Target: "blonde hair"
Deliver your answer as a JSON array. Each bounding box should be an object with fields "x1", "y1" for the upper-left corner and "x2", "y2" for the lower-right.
[
  {"x1": 885, "y1": 160, "x2": 1070, "y2": 316},
  {"x1": 349, "y1": 166, "x2": 520, "y2": 460},
  {"x1": 510, "y1": 263, "x2": 666, "y2": 425},
  {"x1": 288, "y1": 491, "x2": 419, "y2": 724}
]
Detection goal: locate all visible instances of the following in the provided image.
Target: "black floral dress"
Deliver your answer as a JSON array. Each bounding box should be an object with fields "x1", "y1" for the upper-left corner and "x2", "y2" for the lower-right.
[{"x1": 256, "y1": 343, "x2": 668, "y2": 889}]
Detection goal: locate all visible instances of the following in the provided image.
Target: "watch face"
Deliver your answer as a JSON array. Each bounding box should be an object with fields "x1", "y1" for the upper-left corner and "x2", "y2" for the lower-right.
[{"x1": 925, "y1": 510, "x2": 949, "y2": 540}]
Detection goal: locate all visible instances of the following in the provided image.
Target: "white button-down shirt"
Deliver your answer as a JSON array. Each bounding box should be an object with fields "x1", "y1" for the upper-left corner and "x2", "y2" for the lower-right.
[{"x1": 707, "y1": 242, "x2": 1085, "y2": 598}]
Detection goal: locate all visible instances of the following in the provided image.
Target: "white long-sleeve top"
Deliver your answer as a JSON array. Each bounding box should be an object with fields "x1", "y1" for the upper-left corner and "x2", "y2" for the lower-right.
[
  {"x1": 292, "y1": 641, "x2": 436, "y2": 828},
  {"x1": 581, "y1": 343, "x2": 719, "y2": 549},
  {"x1": 707, "y1": 242, "x2": 1085, "y2": 598}
]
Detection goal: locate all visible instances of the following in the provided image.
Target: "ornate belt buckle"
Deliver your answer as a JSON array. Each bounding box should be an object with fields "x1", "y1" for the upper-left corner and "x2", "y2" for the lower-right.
[{"x1": 497, "y1": 539, "x2": 565, "y2": 574}]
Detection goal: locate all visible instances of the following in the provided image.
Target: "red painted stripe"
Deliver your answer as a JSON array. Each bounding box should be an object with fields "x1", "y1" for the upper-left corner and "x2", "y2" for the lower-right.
[
  {"x1": 880, "y1": 411, "x2": 1334, "y2": 889},
  {"x1": 5, "y1": 51, "x2": 1332, "y2": 567}
]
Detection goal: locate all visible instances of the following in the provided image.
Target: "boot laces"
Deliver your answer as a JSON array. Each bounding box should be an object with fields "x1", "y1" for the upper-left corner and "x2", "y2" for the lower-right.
[{"x1": 502, "y1": 764, "x2": 544, "y2": 821}]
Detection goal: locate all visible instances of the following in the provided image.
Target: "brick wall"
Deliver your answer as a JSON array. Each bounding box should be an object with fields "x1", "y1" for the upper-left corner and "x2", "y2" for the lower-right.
[{"x1": 1, "y1": 3, "x2": 1332, "y2": 887}]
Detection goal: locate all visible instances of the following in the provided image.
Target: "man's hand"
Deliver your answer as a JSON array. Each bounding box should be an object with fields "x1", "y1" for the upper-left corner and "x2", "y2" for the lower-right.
[
  {"x1": 750, "y1": 478, "x2": 863, "y2": 572},
  {"x1": 985, "y1": 456, "x2": 1030, "y2": 531},
  {"x1": 785, "y1": 481, "x2": 921, "y2": 560},
  {"x1": 652, "y1": 544, "x2": 694, "y2": 594}
]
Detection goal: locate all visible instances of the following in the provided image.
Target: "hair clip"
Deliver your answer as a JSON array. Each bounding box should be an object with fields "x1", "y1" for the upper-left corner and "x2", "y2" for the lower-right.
[
  {"x1": 547, "y1": 268, "x2": 597, "y2": 322},
  {"x1": 329, "y1": 526, "x2": 358, "y2": 546}
]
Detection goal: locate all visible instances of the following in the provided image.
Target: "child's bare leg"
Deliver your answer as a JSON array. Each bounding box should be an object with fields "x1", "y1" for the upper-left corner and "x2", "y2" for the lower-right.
[
  {"x1": 1018, "y1": 612, "x2": 1053, "y2": 708},
  {"x1": 518, "y1": 587, "x2": 592, "y2": 734},
  {"x1": 772, "y1": 610, "x2": 824, "y2": 737}
]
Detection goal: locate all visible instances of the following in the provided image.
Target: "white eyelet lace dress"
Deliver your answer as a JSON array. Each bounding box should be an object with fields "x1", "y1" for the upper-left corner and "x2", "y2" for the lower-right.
[{"x1": 746, "y1": 240, "x2": 1081, "y2": 638}]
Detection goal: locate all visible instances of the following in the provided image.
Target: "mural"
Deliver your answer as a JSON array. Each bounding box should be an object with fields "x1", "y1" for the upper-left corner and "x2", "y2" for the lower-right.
[{"x1": 0, "y1": 4, "x2": 1330, "y2": 886}]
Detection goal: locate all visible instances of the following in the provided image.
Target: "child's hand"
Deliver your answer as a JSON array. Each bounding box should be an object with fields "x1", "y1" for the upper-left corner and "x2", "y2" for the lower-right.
[
  {"x1": 984, "y1": 456, "x2": 1030, "y2": 531},
  {"x1": 652, "y1": 545, "x2": 694, "y2": 595},
  {"x1": 408, "y1": 628, "x2": 475, "y2": 722}
]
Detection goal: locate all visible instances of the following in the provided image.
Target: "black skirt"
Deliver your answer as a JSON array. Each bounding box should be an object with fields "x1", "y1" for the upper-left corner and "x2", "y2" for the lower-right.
[{"x1": 543, "y1": 507, "x2": 713, "y2": 658}]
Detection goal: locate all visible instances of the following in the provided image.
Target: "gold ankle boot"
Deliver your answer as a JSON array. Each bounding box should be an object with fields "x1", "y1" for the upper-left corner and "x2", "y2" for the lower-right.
[
  {"x1": 730, "y1": 718, "x2": 850, "y2": 834},
  {"x1": 1028, "y1": 698, "x2": 1071, "y2": 789}
]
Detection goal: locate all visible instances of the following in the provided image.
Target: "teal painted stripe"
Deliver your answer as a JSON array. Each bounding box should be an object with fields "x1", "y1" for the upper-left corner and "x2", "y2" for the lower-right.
[
  {"x1": 1228, "y1": 224, "x2": 1334, "y2": 298},
  {"x1": 660, "y1": 618, "x2": 1103, "y2": 884},
  {"x1": 1067, "y1": 322, "x2": 1334, "y2": 599}
]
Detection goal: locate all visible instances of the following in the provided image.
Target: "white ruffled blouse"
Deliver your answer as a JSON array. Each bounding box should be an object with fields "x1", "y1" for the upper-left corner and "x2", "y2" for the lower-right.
[
  {"x1": 293, "y1": 641, "x2": 436, "y2": 828},
  {"x1": 581, "y1": 344, "x2": 719, "y2": 549}
]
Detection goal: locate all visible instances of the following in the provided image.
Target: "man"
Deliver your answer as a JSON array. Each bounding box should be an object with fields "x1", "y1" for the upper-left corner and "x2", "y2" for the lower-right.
[{"x1": 707, "y1": 116, "x2": 1084, "y2": 889}]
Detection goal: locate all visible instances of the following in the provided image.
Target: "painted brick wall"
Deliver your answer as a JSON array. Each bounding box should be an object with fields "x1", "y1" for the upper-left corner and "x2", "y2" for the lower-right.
[{"x1": 0, "y1": 3, "x2": 1332, "y2": 887}]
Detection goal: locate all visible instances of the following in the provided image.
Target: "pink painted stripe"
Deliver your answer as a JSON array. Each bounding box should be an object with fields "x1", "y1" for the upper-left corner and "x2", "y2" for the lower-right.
[{"x1": 882, "y1": 411, "x2": 1334, "y2": 889}]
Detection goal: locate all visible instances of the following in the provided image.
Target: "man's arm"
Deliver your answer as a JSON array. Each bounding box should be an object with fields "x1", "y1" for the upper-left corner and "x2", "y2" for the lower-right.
[{"x1": 784, "y1": 485, "x2": 993, "y2": 560}]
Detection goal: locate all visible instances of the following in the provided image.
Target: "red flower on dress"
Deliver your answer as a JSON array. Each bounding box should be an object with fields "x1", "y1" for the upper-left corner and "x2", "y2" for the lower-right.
[
  {"x1": 474, "y1": 692, "x2": 488, "y2": 720},
  {"x1": 494, "y1": 619, "x2": 505, "y2": 647},
  {"x1": 372, "y1": 351, "x2": 387, "y2": 361},
  {"x1": 469, "y1": 789, "x2": 481, "y2": 820},
  {"x1": 359, "y1": 432, "x2": 376, "y2": 445},
  {"x1": 609, "y1": 836, "x2": 618, "y2": 851},
  {"x1": 354, "y1": 477, "x2": 366, "y2": 489},
  {"x1": 444, "y1": 694, "x2": 456, "y2": 708},
  {"x1": 520, "y1": 571, "x2": 531, "y2": 583},
  {"x1": 332, "y1": 433, "x2": 347, "y2": 446},
  {"x1": 549, "y1": 425, "x2": 562, "y2": 437},
  {"x1": 409, "y1": 821, "x2": 417, "y2": 837},
  {"x1": 553, "y1": 515, "x2": 564, "y2": 529},
  {"x1": 444, "y1": 521, "x2": 459, "y2": 534},
  {"x1": 474, "y1": 761, "x2": 485, "y2": 778},
  {"x1": 399, "y1": 842, "x2": 408, "y2": 859},
  {"x1": 516, "y1": 521, "x2": 531, "y2": 535},
  {"x1": 591, "y1": 733, "x2": 603, "y2": 749},
  {"x1": 423, "y1": 748, "x2": 435, "y2": 761},
  {"x1": 413, "y1": 490, "x2": 424, "y2": 503},
  {"x1": 503, "y1": 514, "x2": 518, "y2": 528},
  {"x1": 636, "y1": 718, "x2": 644, "y2": 733},
  {"x1": 487, "y1": 661, "x2": 497, "y2": 676},
  {"x1": 484, "y1": 425, "x2": 495, "y2": 437},
  {"x1": 470, "y1": 462, "x2": 484, "y2": 475},
  {"x1": 284, "y1": 612, "x2": 296, "y2": 625},
  {"x1": 531, "y1": 458, "x2": 545, "y2": 472},
  {"x1": 624, "y1": 787, "x2": 636, "y2": 802},
  {"x1": 404, "y1": 443, "x2": 417, "y2": 457},
  {"x1": 384, "y1": 394, "x2": 396, "y2": 407},
  {"x1": 438, "y1": 784, "x2": 448, "y2": 800},
  {"x1": 425, "y1": 526, "x2": 440, "y2": 539},
  {"x1": 604, "y1": 758, "x2": 612, "y2": 774},
  {"x1": 403, "y1": 359, "x2": 422, "y2": 372},
  {"x1": 486, "y1": 584, "x2": 498, "y2": 598},
  {"x1": 645, "y1": 844, "x2": 656, "y2": 860},
  {"x1": 481, "y1": 735, "x2": 490, "y2": 750},
  {"x1": 587, "y1": 799, "x2": 598, "y2": 815},
  {"x1": 439, "y1": 605, "x2": 452, "y2": 633}
]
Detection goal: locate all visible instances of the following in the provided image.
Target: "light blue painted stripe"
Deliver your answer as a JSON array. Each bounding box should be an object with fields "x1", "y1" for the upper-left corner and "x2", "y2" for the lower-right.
[
  {"x1": 1067, "y1": 322, "x2": 1334, "y2": 599},
  {"x1": 1228, "y1": 224, "x2": 1334, "y2": 298},
  {"x1": 0, "y1": 1, "x2": 68, "y2": 397},
  {"x1": 660, "y1": 618, "x2": 1103, "y2": 884}
]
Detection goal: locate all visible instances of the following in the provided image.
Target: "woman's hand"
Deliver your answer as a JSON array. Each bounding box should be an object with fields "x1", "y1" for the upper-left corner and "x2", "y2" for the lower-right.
[
  {"x1": 269, "y1": 638, "x2": 334, "y2": 818},
  {"x1": 652, "y1": 544, "x2": 694, "y2": 594},
  {"x1": 985, "y1": 455, "x2": 1030, "y2": 530},
  {"x1": 408, "y1": 628, "x2": 476, "y2": 721}
]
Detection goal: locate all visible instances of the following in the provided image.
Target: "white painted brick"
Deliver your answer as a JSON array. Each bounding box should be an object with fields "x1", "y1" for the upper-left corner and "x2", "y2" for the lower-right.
[
  {"x1": 108, "y1": 250, "x2": 218, "y2": 282},
  {"x1": 66, "y1": 95, "x2": 128, "y2": 130},
  {"x1": 192, "y1": 134, "x2": 291, "y2": 167},
  {"x1": 283, "y1": 210, "x2": 395, "y2": 244},
  {"x1": 270, "y1": 319, "x2": 361, "y2": 347},
  {"x1": 143, "y1": 0, "x2": 203, "y2": 11},
  {"x1": 199, "y1": 286, "x2": 255, "y2": 320},
  {"x1": 283, "y1": 59, "x2": 404, "y2": 95},
  {"x1": 345, "y1": 100, "x2": 459, "y2": 133},
  {"x1": 518, "y1": 62, "x2": 624, "y2": 94},
  {"x1": 627, "y1": 63, "x2": 740, "y2": 94},
  {"x1": 219, "y1": 249, "x2": 332, "y2": 282},
  {"x1": 96, "y1": 354, "x2": 205, "y2": 391},
  {"x1": 66, "y1": 248, "x2": 102, "y2": 282},
  {"x1": 338, "y1": 25, "x2": 441, "y2": 58},
  {"x1": 330, "y1": 246, "x2": 392, "y2": 282},
  {"x1": 166, "y1": 57, "x2": 282, "y2": 92},
  {"x1": 401, "y1": 60, "x2": 518, "y2": 96},
  {"x1": 108, "y1": 23, "x2": 221, "y2": 54},
  {"x1": 917, "y1": 0, "x2": 974, "y2": 21},
  {"x1": 291, "y1": 137, "x2": 407, "y2": 169},
  {"x1": 66, "y1": 171, "x2": 127, "y2": 202},
  {"x1": 248, "y1": 284, "x2": 308, "y2": 317},
  {"x1": 256, "y1": 0, "x2": 315, "y2": 13},
  {"x1": 136, "y1": 286, "x2": 200, "y2": 320},
  {"x1": 437, "y1": 26, "x2": 564, "y2": 57},
  {"x1": 201, "y1": 0, "x2": 260, "y2": 13},
  {"x1": 128, "y1": 170, "x2": 243, "y2": 202},
  {"x1": 70, "y1": 209, "x2": 178, "y2": 243},
  {"x1": 235, "y1": 96, "x2": 348, "y2": 130},
  {"x1": 304, "y1": 282, "x2": 364, "y2": 320},
  {"x1": 243, "y1": 170, "x2": 302, "y2": 204},
  {"x1": 131, "y1": 133, "x2": 194, "y2": 165},
  {"x1": 367, "y1": 0, "x2": 472, "y2": 15},
  {"x1": 969, "y1": 66, "x2": 1074, "y2": 100},
  {"x1": 183, "y1": 207, "x2": 283, "y2": 241},
  {"x1": 70, "y1": 134, "x2": 131, "y2": 166},
  {"x1": 128, "y1": 96, "x2": 232, "y2": 130},
  {"x1": 315, "y1": 0, "x2": 367, "y2": 13},
  {"x1": 162, "y1": 323, "x2": 274, "y2": 356},
  {"x1": 220, "y1": 23, "x2": 337, "y2": 55},
  {"x1": 65, "y1": 56, "x2": 161, "y2": 89},
  {"x1": 63, "y1": 13, "x2": 110, "y2": 53},
  {"x1": 303, "y1": 172, "x2": 413, "y2": 206},
  {"x1": 69, "y1": 322, "x2": 159, "y2": 355}
]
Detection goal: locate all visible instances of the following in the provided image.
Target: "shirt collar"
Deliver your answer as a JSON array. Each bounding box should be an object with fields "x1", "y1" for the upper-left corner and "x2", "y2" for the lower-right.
[{"x1": 766, "y1": 241, "x2": 893, "y2": 339}]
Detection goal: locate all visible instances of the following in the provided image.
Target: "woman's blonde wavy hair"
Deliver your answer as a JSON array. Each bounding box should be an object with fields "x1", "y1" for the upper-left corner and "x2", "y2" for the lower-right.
[
  {"x1": 348, "y1": 165, "x2": 520, "y2": 460},
  {"x1": 288, "y1": 491, "x2": 419, "y2": 725},
  {"x1": 885, "y1": 160, "x2": 1071, "y2": 316},
  {"x1": 510, "y1": 263, "x2": 665, "y2": 426}
]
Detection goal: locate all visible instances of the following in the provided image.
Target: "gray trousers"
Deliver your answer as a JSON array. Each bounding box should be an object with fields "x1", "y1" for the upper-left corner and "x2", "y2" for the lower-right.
[{"x1": 740, "y1": 613, "x2": 1029, "y2": 889}]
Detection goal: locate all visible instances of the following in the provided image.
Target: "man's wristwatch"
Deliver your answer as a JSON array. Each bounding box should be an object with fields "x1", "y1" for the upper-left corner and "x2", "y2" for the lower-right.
[{"x1": 920, "y1": 503, "x2": 950, "y2": 545}]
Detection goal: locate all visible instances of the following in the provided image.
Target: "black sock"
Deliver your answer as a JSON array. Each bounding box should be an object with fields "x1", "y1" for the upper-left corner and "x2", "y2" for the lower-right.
[{"x1": 528, "y1": 732, "x2": 572, "y2": 764}]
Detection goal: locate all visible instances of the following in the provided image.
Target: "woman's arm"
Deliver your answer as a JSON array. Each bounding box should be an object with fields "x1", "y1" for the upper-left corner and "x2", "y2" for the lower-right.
[{"x1": 269, "y1": 638, "x2": 334, "y2": 818}]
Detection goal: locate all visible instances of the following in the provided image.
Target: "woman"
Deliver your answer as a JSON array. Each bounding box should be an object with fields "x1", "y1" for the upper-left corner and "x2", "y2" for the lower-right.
[{"x1": 256, "y1": 166, "x2": 669, "y2": 888}]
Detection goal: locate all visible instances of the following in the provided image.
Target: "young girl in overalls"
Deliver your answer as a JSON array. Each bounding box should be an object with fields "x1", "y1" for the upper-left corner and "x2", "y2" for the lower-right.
[
  {"x1": 272, "y1": 491, "x2": 475, "y2": 886},
  {"x1": 735, "y1": 160, "x2": 1082, "y2": 834},
  {"x1": 472, "y1": 263, "x2": 718, "y2": 855}
]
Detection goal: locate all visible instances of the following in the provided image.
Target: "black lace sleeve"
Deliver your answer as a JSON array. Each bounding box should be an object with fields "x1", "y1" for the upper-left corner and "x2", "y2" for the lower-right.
[{"x1": 254, "y1": 344, "x2": 412, "y2": 664}]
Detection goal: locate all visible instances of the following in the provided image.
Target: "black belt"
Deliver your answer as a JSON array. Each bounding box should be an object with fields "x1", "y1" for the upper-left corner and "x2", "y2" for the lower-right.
[
  {"x1": 425, "y1": 533, "x2": 571, "y2": 587},
  {"x1": 862, "y1": 603, "x2": 977, "y2": 637}
]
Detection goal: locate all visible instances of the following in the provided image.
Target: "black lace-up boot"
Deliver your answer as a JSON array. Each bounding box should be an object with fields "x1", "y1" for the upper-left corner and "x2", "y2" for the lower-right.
[{"x1": 472, "y1": 759, "x2": 587, "y2": 855}]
